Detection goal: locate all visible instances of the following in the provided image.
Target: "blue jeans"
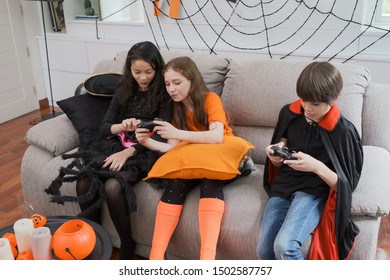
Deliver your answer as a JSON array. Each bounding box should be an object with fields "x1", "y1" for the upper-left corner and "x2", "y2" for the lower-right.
[{"x1": 256, "y1": 191, "x2": 326, "y2": 260}]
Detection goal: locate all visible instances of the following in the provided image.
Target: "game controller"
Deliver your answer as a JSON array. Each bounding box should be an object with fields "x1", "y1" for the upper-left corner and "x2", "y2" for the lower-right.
[
  {"x1": 271, "y1": 146, "x2": 297, "y2": 160},
  {"x1": 138, "y1": 118, "x2": 164, "y2": 131}
]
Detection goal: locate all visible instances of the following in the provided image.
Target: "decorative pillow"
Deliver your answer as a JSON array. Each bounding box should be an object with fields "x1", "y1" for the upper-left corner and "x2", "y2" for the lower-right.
[
  {"x1": 56, "y1": 73, "x2": 122, "y2": 147},
  {"x1": 145, "y1": 136, "x2": 255, "y2": 180},
  {"x1": 57, "y1": 94, "x2": 112, "y2": 141}
]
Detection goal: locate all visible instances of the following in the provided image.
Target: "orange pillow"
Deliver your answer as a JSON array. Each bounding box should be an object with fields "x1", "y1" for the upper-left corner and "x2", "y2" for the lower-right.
[{"x1": 145, "y1": 136, "x2": 254, "y2": 180}]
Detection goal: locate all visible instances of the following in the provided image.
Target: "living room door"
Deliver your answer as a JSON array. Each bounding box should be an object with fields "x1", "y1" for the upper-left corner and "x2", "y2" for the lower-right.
[{"x1": 0, "y1": 0, "x2": 38, "y2": 124}]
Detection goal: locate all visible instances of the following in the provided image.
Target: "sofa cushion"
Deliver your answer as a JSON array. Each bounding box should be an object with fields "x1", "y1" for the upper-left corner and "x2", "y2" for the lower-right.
[
  {"x1": 362, "y1": 83, "x2": 390, "y2": 152},
  {"x1": 351, "y1": 146, "x2": 390, "y2": 217},
  {"x1": 160, "y1": 50, "x2": 231, "y2": 95},
  {"x1": 222, "y1": 59, "x2": 370, "y2": 135},
  {"x1": 24, "y1": 114, "x2": 79, "y2": 156},
  {"x1": 145, "y1": 136, "x2": 254, "y2": 181}
]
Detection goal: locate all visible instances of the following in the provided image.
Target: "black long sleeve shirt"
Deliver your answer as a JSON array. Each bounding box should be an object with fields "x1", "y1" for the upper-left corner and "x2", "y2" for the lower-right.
[{"x1": 100, "y1": 89, "x2": 172, "y2": 153}]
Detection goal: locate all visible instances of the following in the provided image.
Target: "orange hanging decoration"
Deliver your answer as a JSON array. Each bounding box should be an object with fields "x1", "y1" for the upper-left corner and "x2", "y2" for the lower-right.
[
  {"x1": 52, "y1": 220, "x2": 96, "y2": 260},
  {"x1": 154, "y1": 0, "x2": 180, "y2": 18}
]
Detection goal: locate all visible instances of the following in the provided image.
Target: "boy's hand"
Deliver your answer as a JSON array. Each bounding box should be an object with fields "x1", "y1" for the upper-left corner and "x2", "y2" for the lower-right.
[
  {"x1": 266, "y1": 142, "x2": 285, "y2": 167},
  {"x1": 284, "y1": 152, "x2": 320, "y2": 173}
]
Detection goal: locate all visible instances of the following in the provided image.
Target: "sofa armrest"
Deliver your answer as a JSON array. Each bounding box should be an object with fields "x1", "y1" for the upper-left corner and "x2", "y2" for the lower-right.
[
  {"x1": 25, "y1": 114, "x2": 79, "y2": 157},
  {"x1": 351, "y1": 145, "x2": 390, "y2": 217}
]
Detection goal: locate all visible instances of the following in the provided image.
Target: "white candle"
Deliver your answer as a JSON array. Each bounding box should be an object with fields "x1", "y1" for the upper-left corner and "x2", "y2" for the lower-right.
[
  {"x1": 0, "y1": 238, "x2": 14, "y2": 260},
  {"x1": 13, "y1": 218, "x2": 34, "y2": 252},
  {"x1": 31, "y1": 227, "x2": 53, "y2": 260}
]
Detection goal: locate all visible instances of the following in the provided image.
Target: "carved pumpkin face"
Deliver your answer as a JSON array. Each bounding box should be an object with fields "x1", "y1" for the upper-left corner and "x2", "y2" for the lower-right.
[{"x1": 30, "y1": 214, "x2": 47, "y2": 228}]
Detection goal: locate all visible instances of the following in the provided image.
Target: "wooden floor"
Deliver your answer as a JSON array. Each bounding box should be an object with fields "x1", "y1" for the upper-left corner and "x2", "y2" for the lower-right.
[{"x1": 1, "y1": 109, "x2": 390, "y2": 260}]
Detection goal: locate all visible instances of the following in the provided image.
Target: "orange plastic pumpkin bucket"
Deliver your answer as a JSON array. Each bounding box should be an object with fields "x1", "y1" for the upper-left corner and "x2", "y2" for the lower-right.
[{"x1": 52, "y1": 220, "x2": 96, "y2": 260}]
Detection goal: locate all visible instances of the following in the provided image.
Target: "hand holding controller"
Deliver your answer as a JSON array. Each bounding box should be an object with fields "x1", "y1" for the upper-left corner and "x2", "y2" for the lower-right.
[
  {"x1": 138, "y1": 118, "x2": 164, "y2": 131},
  {"x1": 271, "y1": 146, "x2": 297, "y2": 160}
]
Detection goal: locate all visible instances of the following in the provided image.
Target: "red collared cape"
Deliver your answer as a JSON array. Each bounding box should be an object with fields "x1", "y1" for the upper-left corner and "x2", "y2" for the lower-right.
[{"x1": 263, "y1": 100, "x2": 363, "y2": 259}]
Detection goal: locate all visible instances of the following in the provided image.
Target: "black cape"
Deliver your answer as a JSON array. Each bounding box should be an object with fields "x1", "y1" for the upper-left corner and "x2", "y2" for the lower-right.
[{"x1": 264, "y1": 100, "x2": 363, "y2": 259}]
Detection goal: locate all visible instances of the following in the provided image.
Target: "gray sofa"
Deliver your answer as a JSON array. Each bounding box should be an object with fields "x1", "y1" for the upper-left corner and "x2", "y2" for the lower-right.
[{"x1": 21, "y1": 50, "x2": 390, "y2": 260}]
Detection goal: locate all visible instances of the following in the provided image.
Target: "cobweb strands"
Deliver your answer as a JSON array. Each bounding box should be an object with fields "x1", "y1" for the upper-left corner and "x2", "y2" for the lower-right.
[{"x1": 144, "y1": 0, "x2": 390, "y2": 62}]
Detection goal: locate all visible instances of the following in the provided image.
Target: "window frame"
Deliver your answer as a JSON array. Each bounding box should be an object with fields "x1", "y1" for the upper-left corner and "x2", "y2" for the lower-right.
[
  {"x1": 374, "y1": 0, "x2": 390, "y2": 25},
  {"x1": 99, "y1": 0, "x2": 144, "y2": 22}
]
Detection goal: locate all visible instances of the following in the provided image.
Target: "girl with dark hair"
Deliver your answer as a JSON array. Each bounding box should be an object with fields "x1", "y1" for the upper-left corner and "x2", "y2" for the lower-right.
[{"x1": 65, "y1": 41, "x2": 171, "y2": 260}]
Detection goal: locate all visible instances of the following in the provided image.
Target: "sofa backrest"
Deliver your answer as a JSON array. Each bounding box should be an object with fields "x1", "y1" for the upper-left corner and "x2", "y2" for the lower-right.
[
  {"x1": 222, "y1": 59, "x2": 371, "y2": 164},
  {"x1": 363, "y1": 83, "x2": 390, "y2": 152},
  {"x1": 92, "y1": 51, "x2": 380, "y2": 164},
  {"x1": 160, "y1": 50, "x2": 231, "y2": 95},
  {"x1": 93, "y1": 50, "x2": 231, "y2": 96}
]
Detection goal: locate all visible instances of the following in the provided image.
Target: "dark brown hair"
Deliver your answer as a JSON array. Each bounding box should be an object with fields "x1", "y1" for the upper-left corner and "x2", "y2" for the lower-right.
[
  {"x1": 164, "y1": 56, "x2": 210, "y2": 131},
  {"x1": 296, "y1": 61, "x2": 343, "y2": 105},
  {"x1": 115, "y1": 41, "x2": 167, "y2": 113}
]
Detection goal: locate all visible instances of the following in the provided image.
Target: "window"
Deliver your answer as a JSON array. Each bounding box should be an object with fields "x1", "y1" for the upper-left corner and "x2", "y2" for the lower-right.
[
  {"x1": 375, "y1": 0, "x2": 390, "y2": 24},
  {"x1": 384, "y1": 0, "x2": 390, "y2": 14},
  {"x1": 100, "y1": 0, "x2": 144, "y2": 22},
  {"x1": 363, "y1": 0, "x2": 390, "y2": 31}
]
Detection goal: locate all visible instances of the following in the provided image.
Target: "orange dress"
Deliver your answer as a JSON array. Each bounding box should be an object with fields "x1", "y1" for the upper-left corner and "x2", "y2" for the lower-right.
[
  {"x1": 145, "y1": 92, "x2": 254, "y2": 181},
  {"x1": 186, "y1": 92, "x2": 233, "y2": 136}
]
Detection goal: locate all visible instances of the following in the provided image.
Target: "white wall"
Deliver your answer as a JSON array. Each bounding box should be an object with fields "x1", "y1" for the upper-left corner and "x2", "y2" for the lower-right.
[{"x1": 22, "y1": 0, "x2": 390, "y2": 103}]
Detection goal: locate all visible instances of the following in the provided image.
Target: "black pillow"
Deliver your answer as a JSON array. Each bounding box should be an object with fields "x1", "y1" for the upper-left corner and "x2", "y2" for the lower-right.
[
  {"x1": 57, "y1": 93, "x2": 112, "y2": 140},
  {"x1": 57, "y1": 73, "x2": 122, "y2": 148}
]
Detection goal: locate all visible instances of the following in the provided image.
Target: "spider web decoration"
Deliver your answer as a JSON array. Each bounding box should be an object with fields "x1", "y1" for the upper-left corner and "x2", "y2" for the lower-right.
[{"x1": 102, "y1": 1, "x2": 390, "y2": 63}]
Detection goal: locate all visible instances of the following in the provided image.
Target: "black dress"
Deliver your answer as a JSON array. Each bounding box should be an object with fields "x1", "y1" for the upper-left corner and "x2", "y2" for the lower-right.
[{"x1": 46, "y1": 89, "x2": 172, "y2": 216}]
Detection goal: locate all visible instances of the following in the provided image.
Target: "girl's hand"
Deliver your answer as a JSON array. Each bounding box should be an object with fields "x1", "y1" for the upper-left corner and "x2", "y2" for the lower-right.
[
  {"x1": 154, "y1": 120, "x2": 181, "y2": 140},
  {"x1": 103, "y1": 149, "x2": 134, "y2": 171},
  {"x1": 121, "y1": 118, "x2": 140, "y2": 132},
  {"x1": 135, "y1": 127, "x2": 152, "y2": 144}
]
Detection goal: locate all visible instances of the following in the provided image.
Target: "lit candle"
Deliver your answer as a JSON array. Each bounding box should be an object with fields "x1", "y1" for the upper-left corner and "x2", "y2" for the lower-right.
[
  {"x1": 13, "y1": 218, "x2": 34, "y2": 252},
  {"x1": 0, "y1": 238, "x2": 14, "y2": 260},
  {"x1": 31, "y1": 227, "x2": 53, "y2": 260}
]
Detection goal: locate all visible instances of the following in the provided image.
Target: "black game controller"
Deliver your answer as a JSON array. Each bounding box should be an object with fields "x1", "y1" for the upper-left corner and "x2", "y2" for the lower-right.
[
  {"x1": 271, "y1": 146, "x2": 297, "y2": 160},
  {"x1": 138, "y1": 118, "x2": 164, "y2": 131}
]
